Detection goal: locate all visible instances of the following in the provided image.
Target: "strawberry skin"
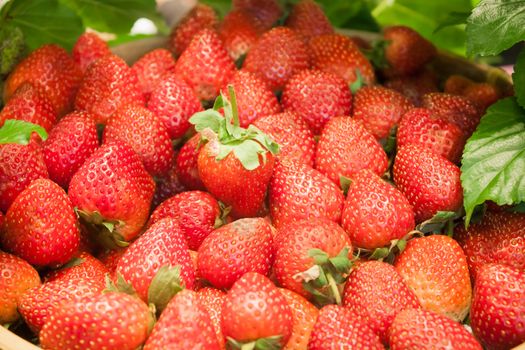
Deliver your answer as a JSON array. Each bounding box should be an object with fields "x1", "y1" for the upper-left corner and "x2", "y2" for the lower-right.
[
  {"x1": 152, "y1": 155, "x2": 187, "y2": 208},
  {"x1": 219, "y1": 10, "x2": 264, "y2": 61},
  {"x1": 44, "y1": 252, "x2": 109, "y2": 283},
  {"x1": 72, "y1": 32, "x2": 110, "y2": 74},
  {"x1": 285, "y1": 0, "x2": 334, "y2": 40},
  {"x1": 279, "y1": 288, "x2": 319, "y2": 350},
  {"x1": 232, "y1": 0, "x2": 282, "y2": 29},
  {"x1": 175, "y1": 134, "x2": 206, "y2": 190},
  {"x1": 131, "y1": 48, "x2": 176, "y2": 101},
  {"x1": 384, "y1": 70, "x2": 439, "y2": 106},
  {"x1": 197, "y1": 287, "x2": 227, "y2": 349}
]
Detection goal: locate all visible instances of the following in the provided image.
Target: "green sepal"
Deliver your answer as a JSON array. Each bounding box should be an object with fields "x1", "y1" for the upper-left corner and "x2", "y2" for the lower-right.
[
  {"x1": 104, "y1": 273, "x2": 139, "y2": 298},
  {"x1": 369, "y1": 247, "x2": 390, "y2": 260},
  {"x1": 75, "y1": 209, "x2": 128, "y2": 249},
  {"x1": 363, "y1": 39, "x2": 390, "y2": 70},
  {"x1": 59, "y1": 257, "x2": 85, "y2": 270},
  {"x1": 349, "y1": 69, "x2": 364, "y2": 94},
  {"x1": 214, "y1": 202, "x2": 232, "y2": 228},
  {"x1": 147, "y1": 265, "x2": 184, "y2": 315},
  {"x1": 0, "y1": 120, "x2": 48, "y2": 145},
  {"x1": 227, "y1": 335, "x2": 283, "y2": 350},
  {"x1": 416, "y1": 211, "x2": 461, "y2": 235},
  {"x1": 340, "y1": 175, "x2": 353, "y2": 196},
  {"x1": 380, "y1": 125, "x2": 398, "y2": 156}
]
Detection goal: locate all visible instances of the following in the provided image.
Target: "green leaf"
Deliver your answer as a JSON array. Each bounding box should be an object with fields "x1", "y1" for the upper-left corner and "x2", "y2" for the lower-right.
[
  {"x1": 466, "y1": 0, "x2": 525, "y2": 57},
  {"x1": 200, "y1": 0, "x2": 230, "y2": 18},
  {"x1": 434, "y1": 11, "x2": 470, "y2": 33},
  {"x1": 0, "y1": 25, "x2": 25, "y2": 76},
  {"x1": 461, "y1": 97, "x2": 525, "y2": 226},
  {"x1": 0, "y1": 120, "x2": 48, "y2": 145},
  {"x1": 317, "y1": 0, "x2": 380, "y2": 31},
  {"x1": 513, "y1": 47, "x2": 525, "y2": 110}
]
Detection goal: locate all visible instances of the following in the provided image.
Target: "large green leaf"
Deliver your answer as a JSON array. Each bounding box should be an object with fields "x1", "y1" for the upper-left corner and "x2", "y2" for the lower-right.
[
  {"x1": 318, "y1": 0, "x2": 379, "y2": 31},
  {"x1": 513, "y1": 48, "x2": 525, "y2": 110},
  {"x1": 461, "y1": 97, "x2": 525, "y2": 226}
]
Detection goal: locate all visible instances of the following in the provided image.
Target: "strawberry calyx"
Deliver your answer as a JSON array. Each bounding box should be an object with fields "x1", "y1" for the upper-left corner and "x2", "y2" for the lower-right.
[
  {"x1": 413, "y1": 210, "x2": 462, "y2": 236},
  {"x1": 363, "y1": 39, "x2": 390, "y2": 70},
  {"x1": 227, "y1": 335, "x2": 284, "y2": 350},
  {"x1": 189, "y1": 85, "x2": 279, "y2": 171},
  {"x1": 214, "y1": 201, "x2": 232, "y2": 229},
  {"x1": 349, "y1": 69, "x2": 364, "y2": 94},
  {"x1": 75, "y1": 209, "x2": 128, "y2": 249},
  {"x1": 147, "y1": 265, "x2": 185, "y2": 315},
  {"x1": 0, "y1": 119, "x2": 48, "y2": 145}
]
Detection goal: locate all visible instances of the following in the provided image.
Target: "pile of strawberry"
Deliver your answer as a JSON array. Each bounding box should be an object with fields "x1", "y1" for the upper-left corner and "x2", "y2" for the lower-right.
[{"x1": 0, "y1": 0, "x2": 523, "y2": 349}]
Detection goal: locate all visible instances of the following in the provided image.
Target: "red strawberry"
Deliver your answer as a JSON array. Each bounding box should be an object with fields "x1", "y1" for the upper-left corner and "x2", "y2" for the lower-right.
[
  {"x1": 144, "y1": 289, "x2": 221, "y2": 349},
  {"x1": 131, "y1": 48, "x2": 176, "y2": 100},
  {"x1": 309, "y1": 33, "x2": 375, "y2": 86},
  {"x1": 384, "y1": 69, "x2": 439, "y2": 106},
  {"x1": 455, "y1": 211, "x2": 525, "y2": 281},
  {"x1": 151, "y1": 156, "x2": 186, "y2": 208},
  {"x1": 315, "y1": 117, "x2": 388, "y2": 186},
  {"x1": 219, "y1": 10, "x2": 264, "y2": 61},
  {"x1": 39, "y1": 292, "x2": 151, "y2": 350},
  {"x1": 253, "y1": 111, "x2": 316, "y2": 166},
  {"x1": 308, "y1": 305, "x2": 385, "y2": 350},
  {"x1": 388, "y1": 308, "x2": 482, "y2": 350},
  {"x1": 342, "y1": 261, "x2": 420, "y2": 343},
  {"x1": 470, "y1": 264, "x2": 525, "y2": 350},
  {"x1": 174, "y1": 29, "x2": 236, "y2": 101},
  {"x1": 198, "y1": 218, "x2": 274, "y2": 289},
  {"x1": 4, "y1": 44, "x2": 82, "y2": 115},
  {"x1": 74, "y1": 54, "x2": 145, "y2": 124},
  {"x1": 232, "y1": 0, "x2": 282, "y2": 29},
  {"x1": 444, "y1": 75, "x2": 472, "y2": 95},
  {"x1": 269, "y1": 158, "x2": 344, "y2": 229},
  {"x1": 68, "y1": 140, "x2": 155, "y2": 246},
  {"x1": 222, "y1": 272, "x2": 293, "y2": 348},
  {"x1": 243, "y1": 27, "x2": 310, "y2": 91},
  {"x1": 444, "y1": 75, "x2": 501, "y2": 111},
  {"x1": 281, "y1": 69, "x2": 352, "y2": 134},
  {"x1": 2, "y1": 178, "x2": 79, "y2": 267},
  {"x1": 42, "y1": 111, "x2": 99, "y2": 188},
  {"x1": 197, "y1": 287, "x2": 227, "y2": 349},
  {"x1": 279, "y1": 288, "x2": 319, "y2": 350},
  {"x1": 0, "y1": 252, "x2": 41, "y2": 324},
  {"x1": 393, "y1": 144, "x2": 463, "y2": 222},
  {"x1": 395, "y1": 235, "x2": 472, "y2": 321},
  {"x1": 0, "y1": 83, "x2": 57, "y2": 131},
  {"x1": 352, "y1": 85, "x2": 413, "y2": 140},
  {"x1": 44, "y1": 252, "x2": 109, "y2": 283},
  {"x1": 72, "y1": 32, "x2": 111, "y2": 74},
  {"x1": 285, "y1": 0, "x2": 334, "y2": 40},
  {"x1": 175, "y1": 134, "x2": 206, "y2": 190},
  {"x1": 98, "y1": 247, "x2": 127, "y2": 276}
]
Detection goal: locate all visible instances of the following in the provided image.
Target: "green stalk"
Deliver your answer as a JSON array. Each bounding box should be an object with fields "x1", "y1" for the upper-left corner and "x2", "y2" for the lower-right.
[
  {"x1": 228, "y1": 85, "x2": 240, "y2": 127},
  {"x1": 326, "y1": 273, "x2": 342, "y2": 305}
]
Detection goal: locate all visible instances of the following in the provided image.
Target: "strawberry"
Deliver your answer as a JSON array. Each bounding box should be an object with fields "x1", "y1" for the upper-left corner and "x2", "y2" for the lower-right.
[
  {"x1": 39, "y1": 292, "x2": 152, "y2": 350},
  {"x1": 444, "y1": 75, "x2": 472, "y2": 95},
  {"x1": 0, "y1": 83, "x2": 57, "y2": 131},
  {"x1": 147, "y1": 72, "x2": 203, "y2": 139},
  {"x1": 222, "y1": 272, "x2": 293, "y2": 349},
  {"x1": 243, "y1": 27, "x2": 310, "y2": 91},
  {"x1": 444, "y1": 75, "x2": 501, "y2": 111},
  {"x1": 68, "y1": 140, "x2": 155, "y2": 246},
  {"x1": 309, "y1": 33, "x2": 375, "y2": 86},
  {"x1": 394, "y1": 235, "x2": 472, "y2": 321},
  {"x1": 308, "y1": 305, "x2": 385, "y2": 350},
  {"x1": 232, "y1": 0, "x2": 282, "y2": 30},
  {"x1": 455, "y1": 211, "x2": 525, "y2": 281},
  {"x1": 352, "y1": 85, "x2": 413, "y2": 140},
  {"x1": 72, "y1": 32, "x2": 111, "y2": 74},
  {"x1": 42, "y1": 111, "x2": 99, "y2": 188},
  {"x1": 4, "y1": 44, "x2": 82, "y2": 115},
  {"x1": 197, "y1": 287, "x2": 227, "y2": 349},
  {"x1": 149, "y1": 191, "x2": 221, "y2": 250},
  {"x1": 2, "y1": 178, "x2": 79, "y2": 267},
  {"x1": 74, "y1": 54, "x2": 145, "y2": 125},
  {"x1": 279, "y1": 288, "x2": 319, "y2": 350},
  {"x1": 269, "y1": 158, "x2": 344, "y2": 229},
  {"x1": 174, "y1": 29, "x2": 236, "y2": 101},
  {"x1": 131, "y1": 48, "x2": 176, "y2": 101},
  {"x1": 342, "y1": 261, "x2": 420, "y2": 343},
  {"x1": 44, "y1": 252, "x2": 109, "y2": 283},
  {"x1": 253, "y1": 111, "x2": 316, "y2": 166},
  {"x1": 281, "y1": 69, "x2": 352, "y2": 134},
  {"x1": 341, "y1": 169, "x2": 415, "y2": 250},
  {"x1": 315, "y1": 117, "x2": 388, "y2": 186},
  {"x1": 175, "y1": 134, "x2": 206, "y2": 190},
  {"x1": 98, "y1": 247, "x2": 127, "y2": 276},
  {"x1": 144, "y1": 289, "x2": 221, "y2": 349},
  {"x1": 388, "y1": 308, "x2": 482, "y2": 350},
  {"x1": 197, "y1": 218, "x2": 274, "y2": 289},
  {"x1": 470, "y1": 264, "x2": 525, "y2": 350},
  {"x1": 393, "y1": 144, "x2": 463, "y2": 222},
  {"x1": 168, "y1": 4, "x2": 219, "y2": 57},
  {"x1": 151, "y1": 157, "x2": 186, "y2": 208},
  {"x1": 384, "y1": 69, "x2": 439, "y2": 106},
  {"x1": 285, "y1": 0, "x2": 334, "y2": 40},
  {"x1": 219, "y1": 10, "x2": 264, "y2": 61},
  {"x1": 0, "y1": 251, "x2": 41, "y2": 324},
  {"x1": 103, "y1": 104, "x2": 174, "y2": 176}
]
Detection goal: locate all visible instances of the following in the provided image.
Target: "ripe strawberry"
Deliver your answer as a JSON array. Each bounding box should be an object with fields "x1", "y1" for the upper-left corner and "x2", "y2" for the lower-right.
[
  {"x1": 444, "y1": 75, "x2": 501, "y2": 111},
  {"x1": 131, "y1": 48, "x2": 176, "y2": 100},
  {"x1": 198, "y1": 218, "x2": 274, "y2": 289},
  {"x1": 352, "y1": 85, "x2": 413, "y2": 140},
  {"x1": 281, "y1": 70, "x2": 352, "y2": 134},
  {"x1": 222, "y1": 272, "x2": 293, "y2": 348},
  {"x1": 0, "y1": 83, "x2": 57, "y2": 131},
  {"x1": 388, "y1": 308, "x2": 482, "y2": 350},
  {"x1": 44, "y1": 252, "x2": 109, "y2": 283},
  {"x1": 74, "y1": 54, "x2": 145, "y2": 124},
  {"x1": 0, "y1": 251, "x2": 41, "y2": 324},
  {"x1": 395, "y1": 235, "x2": 472, "y2": 321},
  {"x1": 219, "y1": 10, "x2": 264, "y2": 61},
  {"x1": 151, "y1": 156, "x2": 186, "y2": 208},
  {"x1": 243, "y1": 27, "x2": 310, "y2": 91},
  {"x1": 470, "y1": 264, "x2": 525, "y2": 349},
  {"x1": 232, "y1": 0, "x2": 282, "y2": 29},
  {"x1": 175, "y1": 134, "x2": 206, "y2": 190},
  {"x1": 174, "y1": 29, "x2": 236, "y2": 101},
  {"x1": 42, "y1": 111, "x2": 99, "y2": 188},
  {"x1": 315, "y1": 117, "x2": 388, "y2": 186},
  {"x1": 253, "y1": 112, "x2": 316, "y2": 166},
  {"x1": 2, "y1": 178, "x2": 79, "y2": 267},
  {"x1": 285, "y1": 0, "x2": 334, "y2": 40},
  {"x1": 68, "y1": 140, "x2": 155, "y2": 246},
  {"x1": 393, "y1": 144, "x2": 463, "y2": 222},
  {"x1": 308, "y1": 305, "x2": 385, "y2": 350},
  {"x1": 273, "y1": 218, "x2": 352, "y2": 304},
  {"x1": 98, "y1": 247, "x2": 127, "y2": 276},
  {"x1": 72, "y1": 32, "x2": 111, "y2": 74},
  {"x1": 309, "y1": 33, "x2": 375, "y2": 86},
  {"x1": 382, "y1": 25, "x2": 437, "y2": 77},
  {"x1": 144, "y1": 289, "x2": 221, "y2": 349},
  {"x1": 455, "y1": 211, "x2": 525, "y2": 281},
  {"x1": 39, "y1": 292, "x2": 151, "y2": 350},
  {"x1": 384, "y1": 69, "x2": 439, "y2": 106},
  {"x1": 269, "y1": 158, "x2": 344, "y2": 229},
  {"x1": 4, "y1": 44, "x2": 82, "y2": 115},
  {"x1": 342, "y1": 261, "x2": 420, "y2": 343},
  {"x1": 279, "y1": 288, "x2": 319, "y2": 350},
  {"x1": 197, "y1": 287, "x2": 227, "y2": 349},
  {"x1": 168, "y1": 4, "x2": 219, "y2": 56},
  {"x1": 444, "y1": 75, "x2": 472, "y2": 95}
]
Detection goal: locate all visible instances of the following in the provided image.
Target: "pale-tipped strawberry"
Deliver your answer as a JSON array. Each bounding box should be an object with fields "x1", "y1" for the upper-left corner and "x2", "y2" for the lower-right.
[
  {"x1": 219, "y1": 10, "x2": 264, "y2": 61},
  {"x1": 131, "y1": 48, "x2": 176, "y2": 101},
  {"x1": 285, "y1": 0, "x2": 334, "y2": 40},
  {"x1": 384, "y1": 69, "x2": 439, "y2": 106},
  {"x1": 175, "y1": 134, "x2": 206, "y2": 190},
  {"x1": 279, "y1": 288, "x2": 319, "y2": 350},
  {"x1": 232, "y1": 0, "x2": 282, "y2": 30},
  {"x1": 72, "y1": 32, "x2": 111, "y2": 74},
  {"x1": 281, "y1": 69, "x2": 352, "y2": 134},
  {"x1": 197, "y1": 287, "x2": 227, "y2": 349},
  {"x1": 393, "y1": 144, "x2": 463, "y2": 222}
]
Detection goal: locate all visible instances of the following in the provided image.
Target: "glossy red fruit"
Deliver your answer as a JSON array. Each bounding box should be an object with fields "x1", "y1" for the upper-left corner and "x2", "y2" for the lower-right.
[
  {"x1": 131, "y1": 48, "x2": 176, "y2": 100},
  {"x1": 175, "y1": 134, "x2": 206, "y2": 190},
  {"x1": 72, "y1": 32, "x2": 111, "y2": 74},
  {"x1": 219, "y1": 10, "x2": 264, "y2": 61},
  {"x1": 197, "y1": 287, "x2": 227, "y2": 349},
  {"x1": 444, "y1": 75, "x2": 501, "y2": 111},
  {"x1": 285, "y1": 0, "x2": 333, "y2": 40},
  {"x1": 279, "y1": 289, "x2": 319, "y2": 350},
  {"x1": 44, "y1": 252, "x2": 109, "y2": 283},
  {"x1": 232, "y1": 0, "x2": 282, "y2": 29},
  {"x1": 384, "y1": 70, "x2": 439, "y2": 106},
  {"x1": 97, "y1": 247, "x2": 127, "y2": 276}
]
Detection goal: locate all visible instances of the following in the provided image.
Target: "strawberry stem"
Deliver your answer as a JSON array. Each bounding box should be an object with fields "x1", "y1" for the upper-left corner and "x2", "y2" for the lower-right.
[
  {"x1": 228, "y1": 85, "x2": 240, "y2": 128},
  {"x1": 326, "y1": 272, "x2": 342, "y2": 305}
]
